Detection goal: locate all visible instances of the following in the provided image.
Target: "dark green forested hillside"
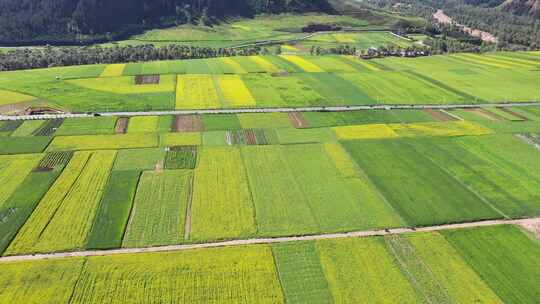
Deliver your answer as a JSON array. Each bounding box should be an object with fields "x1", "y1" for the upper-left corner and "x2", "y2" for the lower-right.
[
  {"x1": 367, "y1": 0, "x2": 540, "y2": 47},
  {"x1": 0, "y1": 0, "x2": 333, "y2": 44}
]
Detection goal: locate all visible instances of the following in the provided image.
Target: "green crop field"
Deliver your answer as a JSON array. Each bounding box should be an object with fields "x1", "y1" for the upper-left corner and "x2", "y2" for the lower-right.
[
  {"x1": 1, "y1": 52, "x2": 540, "y2": 113},
  {"x1": 1, "y1": 43, "x2": 540, "y2": 301},
  {"x1": 123, "y1": 170, "x2": 192, "y2": 247},
  {"x1": 1, "y1": 223, "x2": 539, "y2": 302},
  {"x1": 0, "y1": 109, "x2": 535, "y2": 253},
  {"x1": 190, "y1": 147, "x2": 256, "y2": 241},
  {"x1": 342, "y1": 139, "x2": 503, "y2": 226}
]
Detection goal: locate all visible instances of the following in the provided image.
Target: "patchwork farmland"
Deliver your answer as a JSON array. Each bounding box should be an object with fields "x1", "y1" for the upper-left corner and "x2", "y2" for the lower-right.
[
  {"x1": 0, "y1": 52, "x2": 540, "y2": 113},
  {"x1": 1, "y1": 53, "x2": 540, "y2": 302}
]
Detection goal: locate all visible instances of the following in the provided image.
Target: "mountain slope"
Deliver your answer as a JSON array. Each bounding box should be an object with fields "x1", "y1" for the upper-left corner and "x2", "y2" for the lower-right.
[
  {"x1": 0, "y1": 0, "x2": 333, "y2": 44},
  {"x1": 501, "y1": 0, "x2": 540, "y2": 17}
]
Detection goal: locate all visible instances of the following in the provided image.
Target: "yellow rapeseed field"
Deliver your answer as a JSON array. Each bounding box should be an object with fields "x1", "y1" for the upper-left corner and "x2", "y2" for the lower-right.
[
  {"x1": 47, "y1": 134, "x2": 158, "y2": 151},
  {"x1": 175, "y1": 75, "x2": 221, "y2": 109},
  {"x1": 249, "y1": 56, "x2": 280, "y2": 73},
  {"x1": 100, "y1": 64, "x2": 126, "y2": 77},
  {"x1": 324, "y1": 143, "x2": 358, "y2": 178},
  {"x1": 280, "y1": 55, "x2": 324, "y2": 72},
  {"x1": 333, "y1": 33, "x2": 356, "y2": 43},
  {"x1": 159, "y1": 132, "x2": 202, "y2": 147},
  {"x1": 6, "y1": 151, "x2": 92, "y2": 255},
  {"x1": 220, "y1": 57, "x2": 247, "y2": 74},
  {"x1": 30, "y1": 150, "x2": 116, "y2": 253},
  {"x1": 218, "y1": 75, "x2": 256, "y2": 107},
  {"x1": 333, "y1": 124, "x2": 399, "y2": 140},
  {"x1": 68, "y1": 75, "x2": 175, "y2": 94},
  {"x1": 0, "y1": 90, "x2": 36, "y2": 106},
  {"x1": 281, "y1": 45, "x2": 300, "y2": 52},
  {"x1": 390, "y1": 121, "x2": 492, "y2": 138}
]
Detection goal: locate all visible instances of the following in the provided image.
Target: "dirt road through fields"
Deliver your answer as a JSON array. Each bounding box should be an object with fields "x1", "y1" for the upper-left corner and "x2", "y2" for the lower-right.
[
  {"x1": 0, "y1": 217, "x2": 537, "y2": 263},
  {"x1": 2, "y1": 102, "x2": 540, "y2": 121}
]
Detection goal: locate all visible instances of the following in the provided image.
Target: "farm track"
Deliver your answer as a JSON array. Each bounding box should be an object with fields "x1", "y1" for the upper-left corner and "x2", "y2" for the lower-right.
[
  {"x1": 2, "y1": 102, "x2": 540, "y2": 121},
  {"x1": 0, "y1": 217, "x2": 537, "y2": 263}
]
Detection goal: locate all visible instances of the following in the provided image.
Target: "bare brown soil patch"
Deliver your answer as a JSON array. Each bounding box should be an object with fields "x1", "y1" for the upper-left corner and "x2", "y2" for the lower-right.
[
  {"x1": 465, "y1": 108, "x2": 503, "y2": 121},
  {"x1": 288, "y1": 112, "x2": 310, "y2": 128},
  {"x1": 424, "y1": 109, "x2": 457, "y2": 122},
  {"x1": 135, "y1": 74, "x2": 160, "y2": 85},
  {"x1": 173, "y1": 115, "x2": 204, "y2": 132},
  {"x1": 115, "y1": 117, "x2": 129, "y2": 134}
]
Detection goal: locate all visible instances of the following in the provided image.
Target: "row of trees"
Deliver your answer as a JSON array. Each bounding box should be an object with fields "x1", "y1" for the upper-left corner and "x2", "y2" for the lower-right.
[{"x1": 0, "y1": 45, "x2": 269, "y2": 71}]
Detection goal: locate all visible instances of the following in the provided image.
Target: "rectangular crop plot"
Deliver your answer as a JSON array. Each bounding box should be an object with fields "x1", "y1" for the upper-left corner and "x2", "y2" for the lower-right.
[
  {"x1": 288, "y1": 112, "x2": 310, "y2": 128},
  {"x1": 272, "y1": 242, "x2": 333, "y2": 304},
  {"x1": 443, "y1": 225, "x2": 540, "y2": 303},
  {"x1": 0, "y1": 137, "x2": 51, "y2": 155},
  {"x1": 123, "y1": 170, "x2": 192, "y2": 248},
  {"x1": 55, "y1": 117, "x2": 117, "y2": 136},
  {"x1": 0, "y1": 258, "x2": 85, "y2": 303},
  {"x1": 172, "y1": 115, "x2": 204, "y2": 132},
  {"x1": 241, "y1": 144, "x2": 402, "y2": 236},
  {"x1": 0, "y1": 120, "x2": 22, "y2": 132},
  {"x1": 35, "y1": 151, "x2": 73, "y2": 170},
  {"x1": 10, "y1": 120, "x2": 46, "y2": 137},
  {"x1": 409, "y1": 137, "x2": 540, "y2": 218},
  {"x1": 134, "y1": 74, "x2": 160, "y2": 85},
  {"x1": 114, "y1": 117, "x2": 128, "y2": 134},
  {"x1": 0, "y1": 154, "x2": 43, "y2": 208},
  {"x1": 0, "y1": 170, "x2": 60, "y2": 254},
  {"x1": 100, "y1": 64, "x2": 125, "y2": 77},
  {"x1": 190, "y1": 147, "x2": 256, "y2": 241},
  {"x1": 279, "y1": 55, "x2": 324, "y2": 72},
  {"x1": 5, "y1": 151, "x2": 93, "y2": 255},
  {"x1": 238, "y1": 112, "x2": 291, "y2": 129},
  {"x1": 317, "y1": 237, "x2": 420, "y2": 303},
  {"x1": 127, "y1": 116, "x2": 158, "y2": 133},
  {"x1": 68, "y1": 246, "x2": 283, "y2": 303},
  {"x1": 113, "y1": 148, "x2": 165, "y2": 171},
  {"x1": 32, "y1": 119, "x2": 64, "y2": 136},
  {"x1": 226, "y1": 129, "x2": 269, "y2": 145},
  {"x1": 47, "y1": 134, "x2": 158, "y2": 151},
  {"x1": 165, "y1": 146, "x2": 197, "y2": 169},
  {"x1": 202, "y1": 114, "x2": 241, "y2": 131},
  {"x1": 176, "y1": 75, "x2": 220, "y2": 109},
  {"x1": 86, "y1": 170, "x2": 140, "y2": 250},
  {"x1": 406, "y1": 232, "x2": 502, "y2": 303},
  {"x1": 29, "y1": 151, "x2": 115, "y2": 253},
  {"x1": 304, "y1": 110, "x2": 435, "y2": 128},
  {"x1": 343, "y1": 139, "x2": 501, "y2": 226},
  {"x1": 217, "y1": 75, "x2": 256, "y2": 107},
  {"x1": 159, "y1": 132, "x2": 201, "y2": 147}
]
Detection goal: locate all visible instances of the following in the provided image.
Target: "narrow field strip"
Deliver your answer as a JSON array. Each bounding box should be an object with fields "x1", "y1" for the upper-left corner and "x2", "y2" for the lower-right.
[{"x1": 1, "y1": 217, "x2": 536, "y2": 262}]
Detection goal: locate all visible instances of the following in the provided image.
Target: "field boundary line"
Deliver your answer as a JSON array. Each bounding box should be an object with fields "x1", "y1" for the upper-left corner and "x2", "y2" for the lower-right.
[
  {"x1": 2, "y1": 102, "x2": 540, "y2": 121},
  {"x1": 0, "y1": 217, "x2": 538, "y2": 263}
]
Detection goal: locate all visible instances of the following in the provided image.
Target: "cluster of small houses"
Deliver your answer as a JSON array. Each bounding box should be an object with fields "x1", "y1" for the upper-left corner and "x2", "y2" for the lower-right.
[{"x1": 357, "y1": 47, "x2": 430, "y2": 59}]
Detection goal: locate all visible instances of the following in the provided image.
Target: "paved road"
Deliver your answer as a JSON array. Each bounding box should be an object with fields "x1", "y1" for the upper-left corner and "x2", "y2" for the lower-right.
[
  {"x1": 0, "y1": 217, "x2": 537, "y2": 263},
  {"x1": 1, "y1": 102, "x2": 539, "y2": 121}
]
